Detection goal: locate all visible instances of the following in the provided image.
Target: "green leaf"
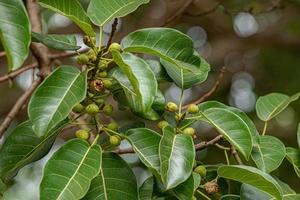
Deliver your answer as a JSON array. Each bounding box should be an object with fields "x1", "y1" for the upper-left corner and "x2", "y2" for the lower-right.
[
  {"x1": 198, "y1": 103, "x2": 253, "y2": 159},
  {"x1": 192, "y1": 172, "x2": 201, "y2": 191},
  {"x1": 199, "y1": 101, "x2": 259, "y2": 144},
  {"x1": 171, "y1": 174, "x2": 194, "y2": 200},
  {"x1": 121, "y1": 28, "x2": 210, "y2": 89},
  {"x1": 152, "y1": 89, "x2": 166, "y2": 114},
  {"x1": 39, "y1": 0, "x2": 95, "y2": 36},
  {"x1": 251, "y1": 135, "x2": 286, "y2": 173},
  {"x1": 286, "y1": 147, "x2": 300, "y2": 178},
  {"x1": 32, "y1": 32, "x2": 80, "y2": 50},
  {"x1": 256, "y1": 92, "x2": 300, "y2": 122},
  {"x1": 218, "y1": 165, "x2": 283, "y2": 200},
  {"x1": 83, "y1": 152, "x2": 139, "y2": 200},
  {"x1": 146, "y1": 59, "x2": 171, "y2": 82},
  {"x1": 111, "y1": 52, "x2": 159, "y2": 120},
  {"x1": 87, "y1": 0, "x2": 150, "y2": 26},
  {"x1": 0, "y1": 0, "x2": 31, "y2": 71},
  {"x1": 125, "y1": 128, "x2": 161, "y2": 174},
  {"x1": 40, "y1": 139, "x2": 102, "y2": 200},
  {"x1": 220, "y1": 195, "x2": 240, "y2": 200},
  {"x1": 0, "y1": 119, "x2": 68, "y2": 182},
  {"x1": 159, "y1": 125, "x2": 195, "y2": 190},
  {"x1": 139, "y1": 176, "x2": 154, "y2": 200},
  {"x1": 28, "y1": 66, "x2": 87, "y2": 137}
]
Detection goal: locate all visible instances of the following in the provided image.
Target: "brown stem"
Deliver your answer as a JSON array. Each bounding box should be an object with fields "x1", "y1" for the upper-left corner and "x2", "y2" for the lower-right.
[
  {"x1": 0, "y1": 78, "x2": 42, "y2": 138},
  {"x1": 185, "y1": 0, "x2": 225, "y2": 17},
  {"x1": 183, "y1": 67, "x2": 226, "y2": 109},
  {"x1": 195, "y1": 135, "x2": 223, "y2": 150},
  {"x1": 0, "y1": 62, "x2": 38, "y2": 83},
  {"x1": 231, "y1": 146, "x2": 243, "y2": 165},
  {"x1": 106, "y1": 18, "x2": 119, "y2": 47},
  {"x1": 166, "y1": 0, "x2": 193, "y2": 23},
  {"x1": 0, "y1": 51, "x2": 6, "y2": 58},
  {"x1": 113, "y1": 147, "x2": 135, "y2": 154}
]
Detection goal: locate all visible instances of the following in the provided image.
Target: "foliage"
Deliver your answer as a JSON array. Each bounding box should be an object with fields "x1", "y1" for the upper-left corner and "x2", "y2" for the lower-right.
[{"x1": 0, "y1": 0, "x2": 299, "y2": 199}]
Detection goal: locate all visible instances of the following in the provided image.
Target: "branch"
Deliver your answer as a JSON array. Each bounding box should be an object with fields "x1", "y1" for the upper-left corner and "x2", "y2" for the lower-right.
[
  {"x1": 0, "y1": 51, "x2": 5, "y2": 58},
  {"x1": 231, "y1": 146, "x2": 243, "y2": 165},
  {"x1": 185, "y1": 0, "x2": 225, "y2": 17},
  {"x1": 106, "y1": 18, "x2": 118, "y2": 47},
  {"x1": 166, "y1": 0, "x2": 193, "y2": 24},
  {"x1": 194, "y1": 135, "x2": 223, "y2": 150},
  {"x1": 0, "y1": 62, "x2": 38, "y2": 83},
  {"x1": 183, "y1": 67, "x2": 226, "y2": 109},
  {"x1": 0, "y1": 78, "x2": 42, "y2": 138},
  {"x1": 49, "y1": 48, "x2": 89, "y2": 59},
  {"x1": 113, "y1": 147, "x2": 135, "y2": 154}
]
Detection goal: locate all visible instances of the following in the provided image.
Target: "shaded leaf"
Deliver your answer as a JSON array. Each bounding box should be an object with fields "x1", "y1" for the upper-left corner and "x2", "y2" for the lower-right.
[
  {"x1": 152, "y1": 89, "x2": 166, "y2": 114},
  {"x1": 256, "y1": 92, "x2": 300, "y2": 122},
  {"x1": 159, "y1": 125, "x2": 195, "y2": 189},
  {"x1": 87, "y1": 0, "x2": 150, "y2": 26},
  {"x1": 0, "y1": 0, "x2": 31, "y2": 71},
  {"x1": 32, "y1": 32, "x2": 80, "y2": 50},
  {"x1": 125, "y1": 128, "x2": 161, "y2": 174},
  {"x1": 119, "y1": 121, "x2": 145, "y2": 133},
  {"x1": 171, "y1": 174, "x2": 194, "y2": 200},
  {"x1": 28, "y1": 66, "x2": 87, "y2": 137},
  {"x1": 193, "y1": 172, "x2": 201, "y2": 191},
  {"x1": 198, "y1": 103, "x2": 253, "y2": 159},
  {"x1": 121, "y1": 28, "x2": 210, "y2": 89},
  {"x1": 40, "y1": 139, "x2": 102, "y2": 200},
  {"x1": 221, "y1": 194, "x2": 240, "y2": 200},
  {"x1": 146, "y1": 59, "x2": 171, "y2": 82},
  {"x1": 0, "y1": 119, "x2": 68, "y2": 182},
  {"x1": 83, "y1": 152, "x2": 139, "y2": 200},
  {"x1": 251, "y1": 135, "x2": 286, "y2": 173},
  {"x1": 139, "y1": 176, "x2": 154, "y2": 200},
  {"x1": 39, "y1": 0, "x2": 95, "y2": 36},
  {"x1": 297, "y1": 124, "x2": 300, "y2": 149},
  {"x1": 286, "y1": 147, "x2": 300, "y2": 178},
  {"x1": 111, "y1": 52, "x2": 159, "y2": 120},
  {"x1": 218, "y1": 165, "x2": 283, "y2": 200}
]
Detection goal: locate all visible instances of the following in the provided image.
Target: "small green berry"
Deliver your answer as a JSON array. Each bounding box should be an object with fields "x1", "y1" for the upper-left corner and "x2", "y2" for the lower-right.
[
  {"x1": 109, "y1": 43, "x2": 121, "y2": 52},
  {"x1": 107, "y1": 122, "x2": 119, "y2": 131},
  {"x1": 103, "y1": 79, "x2": 112, "y2": 89},
  {"x1": 192, "y1": 196, "x2": 197, "y2": 200},
  {"x1": 86, "y1": 103, "x2": 99, "y2": 115},
  {"x1": 98, "y1": 61, "x2": 108, "y2": 70},
  {"x1": 183, "y1": 127, "x2": 195, "y2": 136},
  {"x1": 87, "y1": 50, "x2": 97, "y2": 62},
  {"x1": 75, "y1": 129, "x2": 90, "y2": 140},
  {"x1": 103, "y1": 104, "x2": 113, "y2": 115},
  {"x1": 157, "y1": 120, "x2": 168, "y2": 129},
  {"x1": 109, "y1": 135, "x2": 121, "y2": 146},
  {"x1": 77, "y1": 54, "x2": 89, "y2": 65},
  {"x1": 72, "y1": 103, "x2": 84, "y2": 113},
  {"x1": 187, "y1": 104, "x2": 199, "y2": 114},
  {"x1": 194, "y1": 165, "x2": 206, "y2": 177},
  {"x1": 98, "y1": 71, "x2": 107, "y2": 78},
  {"x1": 165, "y1": 102, "x2": 178, "y2": 112}
]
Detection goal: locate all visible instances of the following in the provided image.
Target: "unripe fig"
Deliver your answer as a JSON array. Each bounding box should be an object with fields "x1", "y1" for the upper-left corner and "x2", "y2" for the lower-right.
[
  {"x1": 75, "y1": 129, "x2": 90, "y2": 140},
  {"x1": 98, "y1": 71, "x2": 107, "y2": 78},
  {"x1": 109, "y1": 43, "x2": 121, "y2": 52},
  {"x1": 103, "y1": 79, "x2": 112, "y2": 89},
  {"x1": 77, "y1": 54, "x2": 89, "y2": 65},
  {"x1": 87, "y1": 50, "x2": 97, "y2": 62},
  {"x1": 72, "y1": 103, "x2": 84, "y2": 113},
  {"x1": 109, "y1": 135, "x2": 121, "y2": 146},
  {"x1": 194, "y1": 165, "x2": 207, "y2": 177},
  {"x1": 187, "y1": 104, "x2": 199, "y2": 114},
  {"x1": 183, "y1": 127, "x2": 195, "y2": 136},
  {"x1": 165, "y1": 102, "x2": 178, "y2": 112},
  {"x1": 107, "y1": 122, "x2": 119, "y2": 131},
  {"x1": 157, "y1": 120, "x2": 168, "y2": 129},
  {"x1": 103, "y1": 104, "x2": 113, "y2": 115},
  {"x1": 86, "y1": 103, "x2": 99, "y2": 115},
  {"x1": 192, "y1": 196, "x2": 197, "y2": 200}
]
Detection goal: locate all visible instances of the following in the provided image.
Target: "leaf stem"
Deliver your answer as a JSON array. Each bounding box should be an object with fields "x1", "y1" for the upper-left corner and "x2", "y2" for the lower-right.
[
  {"x1": 262, "y1": 121, "x2": 268, "y2": 136},
  {"x1": 196, "y1": 190, "x2": 212, "y2": 200},
  {"x1": 178, "y1": 88, "x2": 184, "y2": 116},
  {"x1": 91, "y1": 134, "x2": 100, "y2": 146},
  {"x1": 98, "y1": 26, "x2": 103, "y2": 51},
  {"x1": 224, "y1": 149, "x2": 230, "y2": 165}
]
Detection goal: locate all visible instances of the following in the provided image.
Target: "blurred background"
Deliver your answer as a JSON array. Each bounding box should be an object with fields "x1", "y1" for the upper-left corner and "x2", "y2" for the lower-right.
[{"x1": 0, "y1": 0, "x2": 300, "y2": 199}]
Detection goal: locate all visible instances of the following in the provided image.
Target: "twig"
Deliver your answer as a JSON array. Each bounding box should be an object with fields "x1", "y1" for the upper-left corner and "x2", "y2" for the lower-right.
[
  {"x1": 0, "y1": 62, "x2": 38, "y2": 83},
  {"x1": 195, "y1": 135, "x2": 223, "y2": 150},
  {"x1": 185, "y1": 0, "x2": 225, "y2": 17},
  {"x1": 166, "y1": 0, "x2": 193, "y2": 23},
  {"x1": 106, "y1": 18, "x2": 118, "y2": 47},
  {"x1": 114, "y1": 147, "x2": 135, "y2": 154},
  {"x1": 231, "y1": 146, "x2": 243, "y2": 165},
  {"x1": 49, "y1": 48, "x2": 89, "y2": 59},
  {"x1": 0, "y1": 78, "x2": 41, "y2": 138},
  {"x1": 183, "y1": 67, "x2": 226, "y2": 109}
]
